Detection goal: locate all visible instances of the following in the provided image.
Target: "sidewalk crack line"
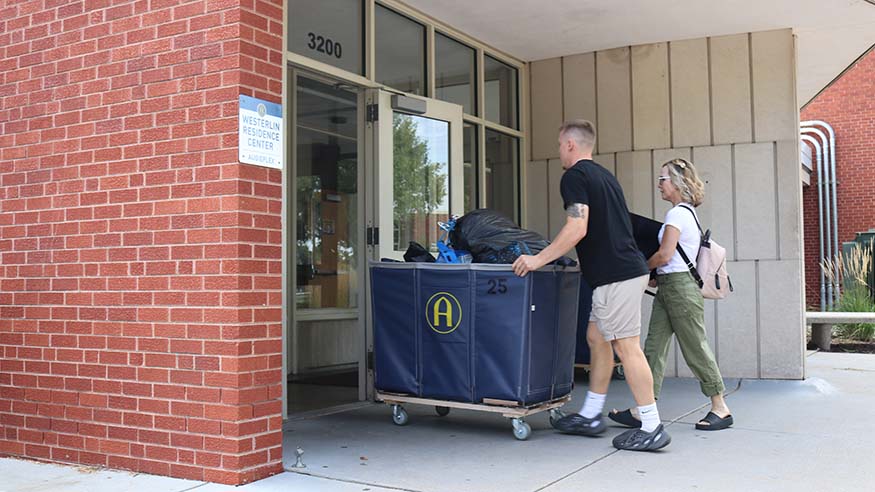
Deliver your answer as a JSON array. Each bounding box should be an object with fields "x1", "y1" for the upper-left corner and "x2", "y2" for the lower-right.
[{"x1": 286, "y1": 470, "x2": 424, "y2": 492}]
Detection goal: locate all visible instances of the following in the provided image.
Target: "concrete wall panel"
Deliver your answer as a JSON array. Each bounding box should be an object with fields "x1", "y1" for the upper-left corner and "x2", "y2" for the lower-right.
[
  {"x1": 632, "y1": 43, "x2": 671, "y2": 150},
  {"x1": 692, "y1": 145, "x2": 736, "y2": 260},
  {"x1": 547, "y1": 159, "x2": 565, "y2": 238},
  {"x1": 526, "y1": 160, "x2": 550, "y2": 238},
  {"x1": 670, "y1": 38, "x2": 711, "y2": 147},
  {"x1": 596, "y1": 47, "x2": 633, "y2": 153},
  {"x1": 716, "y1": 261, "x2": 759, "y2": 378},
  {"x1": 758, "y1": 260, "x2": 805, "y2": 379},
  {"x1": 593, "y1": 153, "x2": 616, "y2": 176},
  {"x1": 776, "y1": 139, "x2": 803, "y2": 260},
  {"x1": 751, "y1": 29, "x2": 797, "y2": 142},
  {"x1": 528, "y1": 31, "x2": 803, "y2": 381},
  {"x1": 616, "y1": 151, "x2": 653, "y2": 217},
  {"x1": 563, "y1": 53, "x2": 598, "y2": 153},
  {"x1": 735, "y1": 143, "x2": 777, "y2": 260},
  {"x1": 710, "y1": 34, "x2": 752, "y2": 145},
  {"x1": 530, "y1": 58, "x2": 563, "y2": 160}
]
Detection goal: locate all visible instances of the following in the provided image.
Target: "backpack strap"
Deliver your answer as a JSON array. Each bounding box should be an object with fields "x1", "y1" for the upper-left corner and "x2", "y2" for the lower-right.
[
  {"x1": 677, "y1": 204, "x2": 703, "y2": 235},
  {"x1": 674, "y1": 204, "x2": 704, "y2": 288},
  {"x1": 676, "y1": 241, "x2": 704, "y2": 288}
]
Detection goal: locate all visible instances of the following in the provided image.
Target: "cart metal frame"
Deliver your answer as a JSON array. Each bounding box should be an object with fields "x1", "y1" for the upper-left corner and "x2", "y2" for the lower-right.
[{"x1": 376, "y1": 391, "x2": 571, "y2": 440}]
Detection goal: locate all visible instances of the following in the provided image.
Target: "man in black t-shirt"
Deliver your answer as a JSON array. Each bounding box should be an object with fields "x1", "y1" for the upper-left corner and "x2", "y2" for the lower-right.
[{"x1": 512, "y1": 120, "x2": 670, "y2": 451}]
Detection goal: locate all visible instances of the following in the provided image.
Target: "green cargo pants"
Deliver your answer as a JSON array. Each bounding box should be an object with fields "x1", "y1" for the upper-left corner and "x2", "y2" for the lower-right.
[{"x1": 644, "y1": 271, "x2": 725, "y2": 398}]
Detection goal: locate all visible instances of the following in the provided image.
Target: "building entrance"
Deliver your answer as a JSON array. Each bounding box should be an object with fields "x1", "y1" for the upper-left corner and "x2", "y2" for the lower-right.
[
  {"x1": 285, "y1": 69, "x2": 465, "y2": 418},
  {"x1": 287, "y1": 71, "x2": 365, "y2": 415}
]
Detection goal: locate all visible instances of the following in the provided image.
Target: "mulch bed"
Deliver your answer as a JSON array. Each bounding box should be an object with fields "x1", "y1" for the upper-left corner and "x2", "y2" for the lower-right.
[
  {"x1": 809, "y1": 339, "x2": 875, "y2": 354},
  {"x1": 828, "y1": 340, "x2": 875, "y2": 354}
]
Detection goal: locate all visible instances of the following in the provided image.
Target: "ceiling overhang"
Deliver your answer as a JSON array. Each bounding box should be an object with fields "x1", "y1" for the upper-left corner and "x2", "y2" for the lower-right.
[{"x1": 403, "y1": 0, "x2": 875, "y2": 106}]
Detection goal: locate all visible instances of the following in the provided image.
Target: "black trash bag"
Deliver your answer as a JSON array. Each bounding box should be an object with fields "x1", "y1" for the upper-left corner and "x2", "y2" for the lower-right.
[
  {"x1": 450, "y1": 209, "x2": 572, "y2": 264},
  {"x1": 403, "y1": 241, "x2": 436, "y2": 263}
]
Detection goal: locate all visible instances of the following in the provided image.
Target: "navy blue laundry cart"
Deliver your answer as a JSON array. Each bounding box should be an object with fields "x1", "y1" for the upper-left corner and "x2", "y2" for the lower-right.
[{"x1": 369, "y1": 262, "x2": 580, "y2": 440}]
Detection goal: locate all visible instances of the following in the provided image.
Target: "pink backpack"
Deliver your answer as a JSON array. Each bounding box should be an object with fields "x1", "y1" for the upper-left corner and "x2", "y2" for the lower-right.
[{"x1": 676, "y1": 205, "x2": 733, "y2": 300}]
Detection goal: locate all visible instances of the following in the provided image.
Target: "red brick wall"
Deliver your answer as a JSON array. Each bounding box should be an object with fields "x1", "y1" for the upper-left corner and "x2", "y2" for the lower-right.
[
  {"x1": 800, "y1": 47, "x2": 875, "y2": 309},
  {"x1": 0, "y1": 0, "x2": 284, "y2": 485}
]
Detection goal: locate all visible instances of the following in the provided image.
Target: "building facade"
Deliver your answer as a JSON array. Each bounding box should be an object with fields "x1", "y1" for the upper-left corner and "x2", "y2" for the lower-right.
[
  {"x1": 0, "y1": 0, "x2": 840, "y2": 485},
  {"x1": 801, "y1": 47, "x2": 875, "y2": 308}
]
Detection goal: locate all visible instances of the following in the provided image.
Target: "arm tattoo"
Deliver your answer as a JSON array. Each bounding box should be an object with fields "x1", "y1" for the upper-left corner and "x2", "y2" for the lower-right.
[{"x1": 565, "y1": 203, "x2": 587, "y2": 219}]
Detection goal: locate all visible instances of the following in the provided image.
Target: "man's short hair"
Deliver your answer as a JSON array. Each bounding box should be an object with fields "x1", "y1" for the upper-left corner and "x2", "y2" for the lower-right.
[{"x1": 559, "y1": 119, "x2": 596, "y2": 149}]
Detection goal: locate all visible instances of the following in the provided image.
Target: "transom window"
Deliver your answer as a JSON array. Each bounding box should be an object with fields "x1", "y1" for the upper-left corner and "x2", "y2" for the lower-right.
[{"x1": 287, "y1": 0, "x2": 524, "y2": 223}]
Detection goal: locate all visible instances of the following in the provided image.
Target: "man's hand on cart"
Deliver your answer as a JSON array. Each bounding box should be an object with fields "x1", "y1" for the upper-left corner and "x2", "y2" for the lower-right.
[{"x1": 512, "y1": 254, "x2": 544, "y2": 277}]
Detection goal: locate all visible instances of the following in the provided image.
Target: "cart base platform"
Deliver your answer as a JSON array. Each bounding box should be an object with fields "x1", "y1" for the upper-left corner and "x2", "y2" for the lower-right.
[{"x1": 375, "y1": 392, "x2": 571, "y2": 440}]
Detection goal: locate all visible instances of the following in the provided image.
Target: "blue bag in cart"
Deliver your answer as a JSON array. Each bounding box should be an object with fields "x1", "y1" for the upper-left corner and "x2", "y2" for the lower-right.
[{"x1": 435, "y1": 217, "x2": 472, "y2": 263}]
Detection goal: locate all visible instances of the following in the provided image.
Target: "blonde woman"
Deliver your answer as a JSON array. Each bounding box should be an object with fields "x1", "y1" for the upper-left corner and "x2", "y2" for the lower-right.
[{"x1": 609, "y1": 158, "x2": 733, "y2": 431}]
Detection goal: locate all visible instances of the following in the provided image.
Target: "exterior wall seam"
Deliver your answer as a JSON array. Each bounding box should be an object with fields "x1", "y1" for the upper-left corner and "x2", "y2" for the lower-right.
[
  {"x1": 592, "y1": 52, "x2": 604, "y2": 154},
  {"x1": 748, "y1": 32, "x2": 756, "y2": 143},
  {"x1": 707, "y1": 36, "x2": 715, "y2": 146},
  {"x1": 755, "y1": 260, "x2": 762, "y2": 378},
  {"x1": 628, "y1": 46, "x2": 635, "y2": 151},
  {"x1": 731, "y1": 144, "x2": 738, "y2": 261},
  {"x1": 667, "y1": 41, "x2": 675, "y2": 149},
  {"x1": 774, "y1": 141, "x2": 781, "y2": 260}
]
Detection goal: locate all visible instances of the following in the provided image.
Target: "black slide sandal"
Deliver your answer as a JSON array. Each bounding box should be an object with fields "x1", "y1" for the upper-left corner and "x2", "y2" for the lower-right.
[
  {"x1": 695, "y1": 411, "x2": 733, "y2": 430},
  {"x1": 608, "y1": 409, "x2": 642, "y2": 428}
]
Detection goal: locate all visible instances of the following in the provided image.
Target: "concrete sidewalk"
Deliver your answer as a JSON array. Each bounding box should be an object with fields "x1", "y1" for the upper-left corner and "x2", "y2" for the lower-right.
[{"x1": 3, "y1": 351, "x2": 873, "y2": 492}]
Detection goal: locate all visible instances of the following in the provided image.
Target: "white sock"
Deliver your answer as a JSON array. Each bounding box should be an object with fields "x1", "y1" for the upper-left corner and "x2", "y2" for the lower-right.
[
  {"x1": 578, "y1": 391, "x2": 606, "y2": 419},
  {"x1": 638, "y1": 403, "x2": 661, "y2": 433}
]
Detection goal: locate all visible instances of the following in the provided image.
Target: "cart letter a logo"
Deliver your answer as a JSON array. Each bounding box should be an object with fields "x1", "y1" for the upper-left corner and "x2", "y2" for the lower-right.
[
  {"x1": 425, "y1": 292, "x2": 462, "y2": 334},
  {"x1": 433, "y1": 296, "x2": 453, "y2": 327}
]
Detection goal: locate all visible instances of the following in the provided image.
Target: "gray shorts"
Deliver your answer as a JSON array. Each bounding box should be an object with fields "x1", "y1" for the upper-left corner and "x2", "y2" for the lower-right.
[{"x1": 589, "y1": 274, "x2": 649, "y2": 341}]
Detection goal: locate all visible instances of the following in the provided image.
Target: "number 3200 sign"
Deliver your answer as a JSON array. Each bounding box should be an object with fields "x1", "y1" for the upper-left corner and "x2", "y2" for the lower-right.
[{"x1": 307, "y1": 32, "x2": 342, "y2": 59}]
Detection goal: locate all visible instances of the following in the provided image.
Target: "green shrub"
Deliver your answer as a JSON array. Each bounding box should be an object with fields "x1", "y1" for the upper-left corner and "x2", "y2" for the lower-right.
[
  {"x1": 834, "y1": 286, "x2": 875, "y2": 340},
  {"x1": 822, "y1": 240, "x2": 875, "y2": 341}
]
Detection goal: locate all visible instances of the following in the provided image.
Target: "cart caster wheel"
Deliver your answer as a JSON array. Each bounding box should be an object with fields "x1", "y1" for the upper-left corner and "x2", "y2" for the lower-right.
[
  {"x1": 549, "y1": 408, "x2": 567, "y2": 428},
  {"x1": 391, "y1": 405, "x2": 409, "y2": 426},
  {"x1": 435, "y1": 406, "x2": 450, "y2": 417},
  {"x1": 512, "y1": 418, "x2": 531, "y2": 441}
]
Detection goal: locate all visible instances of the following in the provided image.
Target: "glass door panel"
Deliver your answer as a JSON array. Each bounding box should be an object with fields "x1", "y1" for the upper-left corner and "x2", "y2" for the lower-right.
[
  {"x1": 370, "y1": 91, "x2": 463, "y2": 261},
  {"x1": 295, "y1": 76, "x2": 359, "y2": 311},
  {"x1": 288, "y1": 73, "x2": 364, "y2": 413},
  {"x1": 391, "y1": 113, "x2": 450, "y2": 253}
]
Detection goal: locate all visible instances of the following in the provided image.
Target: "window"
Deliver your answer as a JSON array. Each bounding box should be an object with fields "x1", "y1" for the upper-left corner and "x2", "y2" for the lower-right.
[
  {"x1": 435, "y1": 33, "x2": 476, "y2": 115},
  {"x1": 289, "y1": 0, "x2": 363, "y2": 75},
  {"x1": 485, "y1": 129, "x2": 519, "y2": 222},
  {"x1": 463, "y1": 123, "x2": 478, "y2": 212},
  {"x1": 375, "y1": 5, "x2": 426, "y2": 95},
  {"x1": 484, "y1": 55, "x2": 518, "y2": 129}
]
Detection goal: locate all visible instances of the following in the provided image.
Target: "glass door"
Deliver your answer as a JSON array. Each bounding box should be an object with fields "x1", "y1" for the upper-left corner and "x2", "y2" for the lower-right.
[
  {"x1": 288, "y1": 71, "x2": 367, "y2": 414},
  {"x1": 368, "y1": 91, "x2": 464, "y2": 261},
  {"x1": 362, "y1": 90, "x2": 463, "y2": 398}
]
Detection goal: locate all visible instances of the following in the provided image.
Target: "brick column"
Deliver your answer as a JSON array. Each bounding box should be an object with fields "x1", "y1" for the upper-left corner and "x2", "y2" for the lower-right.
[{"x1": 0, "y1": 0, "x2": 284, "y2": 485}]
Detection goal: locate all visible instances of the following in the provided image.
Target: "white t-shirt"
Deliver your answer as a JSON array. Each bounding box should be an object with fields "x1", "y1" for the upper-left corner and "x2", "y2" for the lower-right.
[{"x1": 656, "y1": 203, "x2": 701, "y2": 274}]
